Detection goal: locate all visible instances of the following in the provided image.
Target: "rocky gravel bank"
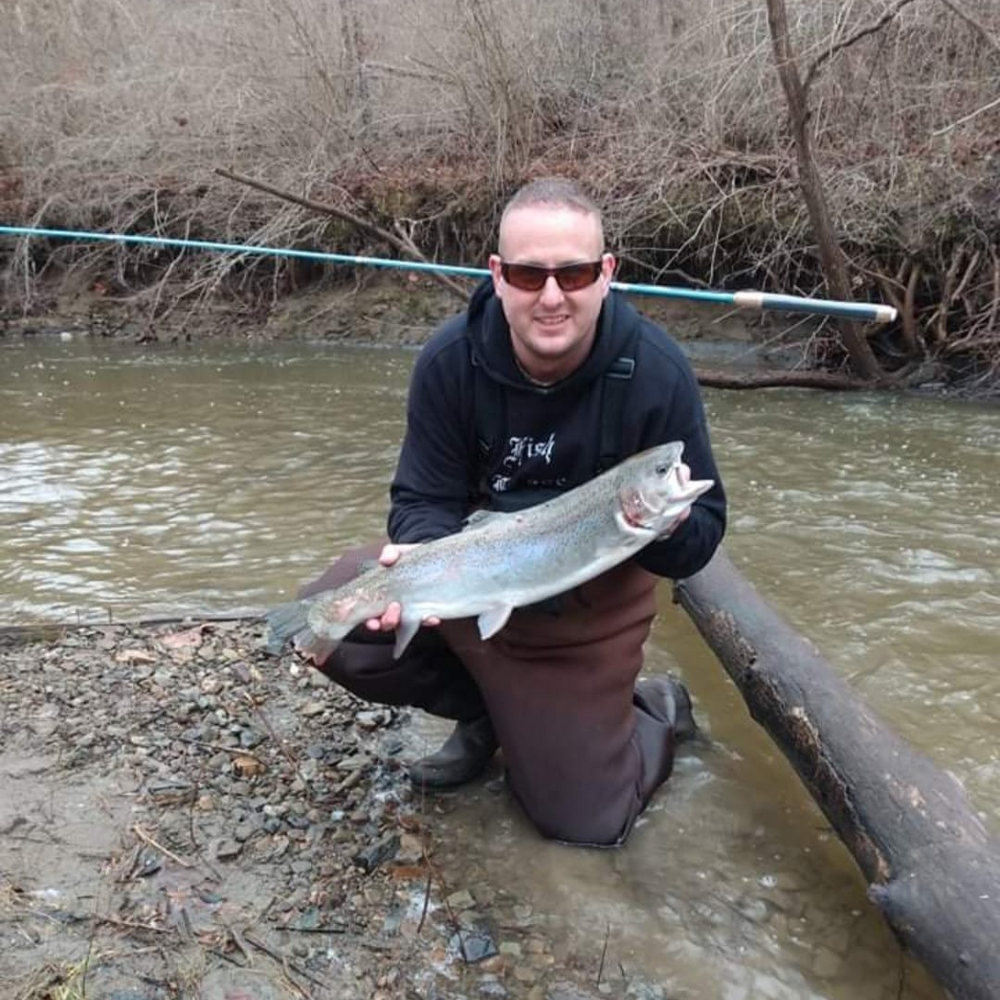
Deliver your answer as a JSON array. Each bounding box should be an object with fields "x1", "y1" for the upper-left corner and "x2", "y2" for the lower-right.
[{"x1": 0, "y1": 618, "x2": 668, "y2": 1000}]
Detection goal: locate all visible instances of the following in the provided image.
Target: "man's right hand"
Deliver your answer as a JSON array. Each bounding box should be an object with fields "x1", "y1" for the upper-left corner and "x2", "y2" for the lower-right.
[{"x1": 364, "y1": 543, "x2": 441, "y2": 632}]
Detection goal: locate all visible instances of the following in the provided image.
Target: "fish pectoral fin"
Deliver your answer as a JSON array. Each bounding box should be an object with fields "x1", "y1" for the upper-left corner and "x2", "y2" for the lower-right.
[
  {"x1": 392, "y1": 615, "x2": 422, "y2": 659},
  {"x1": 476, "y1": 605, "x2": 514, "y2": 641}
]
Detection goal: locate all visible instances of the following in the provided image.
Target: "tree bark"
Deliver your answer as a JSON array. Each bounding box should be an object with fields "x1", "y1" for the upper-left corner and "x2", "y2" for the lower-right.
[
  {"x1": 764, "y1": 0, "x2": 884, "y2": 382},
  {"x1": 674, "y1": 549, "x2": 1000, "y2": 1000}
]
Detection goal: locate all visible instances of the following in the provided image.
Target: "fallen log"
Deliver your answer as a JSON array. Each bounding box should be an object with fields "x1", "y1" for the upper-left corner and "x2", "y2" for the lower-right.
[
  {"x1": 692, "y1": 368, "x2": 875, "y2": 391},
  {"x1": 674, "y1": 548, "x2": 1000, "y2": 1000}
]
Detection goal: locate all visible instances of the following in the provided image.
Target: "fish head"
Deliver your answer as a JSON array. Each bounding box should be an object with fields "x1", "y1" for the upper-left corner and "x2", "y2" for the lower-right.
[{"x1": 617, "y1": 442, "x2": 714, "y2": 533}]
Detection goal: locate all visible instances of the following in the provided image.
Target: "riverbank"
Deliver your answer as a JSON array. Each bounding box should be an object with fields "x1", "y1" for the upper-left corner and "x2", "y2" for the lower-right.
[
  {"x1": 1, "y1": 617, "x2": 649, "y2": 1000},
  {"x1": 1, "y1": 270, "x2": 764, "y2": 350},
  {"x1": 5, "y1": 276, "x2": 993, "y2": 398}
]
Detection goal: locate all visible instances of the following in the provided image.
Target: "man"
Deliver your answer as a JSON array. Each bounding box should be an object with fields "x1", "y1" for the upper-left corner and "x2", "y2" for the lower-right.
[{"x1": 300, "y1": 177, "x2": 726, "y2": 846}]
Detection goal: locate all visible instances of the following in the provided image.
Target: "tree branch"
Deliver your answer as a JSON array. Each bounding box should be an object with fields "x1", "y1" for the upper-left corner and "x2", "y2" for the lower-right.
[
  {"x1": 937, "y1": 0, "x2": 1000, "y2": 54},
  {"x1": 932, "y1": 92, "x2": 1000, "y2": 136},
  {"x1": 675, "y1": 549, "x2": 1000, "y2": 1000},
  {"x1": 363, "y1": 59, "x2": 452, "y2": 84},
  {"x1": 804, "y1": 0, "x2": 920, "y2": 93},
  {"x1": 214, "y1": 167, "x2": 470, "y2": 303}
]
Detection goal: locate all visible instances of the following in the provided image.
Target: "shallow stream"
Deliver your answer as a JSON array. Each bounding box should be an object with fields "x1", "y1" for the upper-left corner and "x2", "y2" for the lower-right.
[{"x1": 2, "y1": 334, "x2": 998, "y2": 999}]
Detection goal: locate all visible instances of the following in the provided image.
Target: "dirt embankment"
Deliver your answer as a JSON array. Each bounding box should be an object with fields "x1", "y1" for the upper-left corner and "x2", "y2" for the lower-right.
[
  {"x1": 2, "y1": 267, "x2": 765, "y2": 356},
  {"x1": 0, "y1": 618, "x2": 661, "y2": 1000}
]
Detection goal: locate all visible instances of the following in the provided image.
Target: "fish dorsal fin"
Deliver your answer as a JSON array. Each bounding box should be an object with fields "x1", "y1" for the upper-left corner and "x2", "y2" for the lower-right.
[{"x1": 462, "y1": 509, "x2": 511, "y2": 532}]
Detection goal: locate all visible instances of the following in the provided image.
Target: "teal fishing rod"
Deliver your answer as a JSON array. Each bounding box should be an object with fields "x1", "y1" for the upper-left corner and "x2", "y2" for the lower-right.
[{"x1": 0, "y1": 224, "x2": 897, "y2": 324}]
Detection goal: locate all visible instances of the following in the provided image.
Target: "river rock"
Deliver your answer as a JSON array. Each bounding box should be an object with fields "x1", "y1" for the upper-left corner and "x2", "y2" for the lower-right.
[
  {"x1": 211, "y1": 837, "x2": 243, "y2": 860},
  {"x1": 353, "y1": 834, "x2": 400, "y2": 873}
]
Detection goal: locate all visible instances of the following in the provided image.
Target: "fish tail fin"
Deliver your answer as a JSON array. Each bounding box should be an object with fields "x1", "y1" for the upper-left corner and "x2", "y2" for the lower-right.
[
  {"x1": 266, "y1": 597, "x2": 354, "y2": 666},
  {"x1": 265, "y1": 601, "x2": 316, "y2": 654}
]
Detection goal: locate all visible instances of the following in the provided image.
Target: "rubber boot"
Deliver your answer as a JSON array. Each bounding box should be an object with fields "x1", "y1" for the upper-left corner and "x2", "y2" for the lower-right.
[
  {"x1": 633, "y1": 675, "x2": 698, "y2": 743},
  {"x1": 408, "y1": 715, "x2": 498, "y2": 789}
]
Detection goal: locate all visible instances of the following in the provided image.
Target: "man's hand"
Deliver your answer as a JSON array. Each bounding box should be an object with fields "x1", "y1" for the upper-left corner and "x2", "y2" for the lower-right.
[
  {"x1": 657, "y1": 462, "x2": 693, "y2": 539},
  {"x1": 364, "y1": 543, "x2": 441, "y2": 632}
]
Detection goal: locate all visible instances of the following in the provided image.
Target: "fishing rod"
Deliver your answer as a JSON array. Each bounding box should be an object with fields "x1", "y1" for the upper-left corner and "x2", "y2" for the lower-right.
[{"x1": 0, "y1": 224, "x2": 897, "y2": 324}]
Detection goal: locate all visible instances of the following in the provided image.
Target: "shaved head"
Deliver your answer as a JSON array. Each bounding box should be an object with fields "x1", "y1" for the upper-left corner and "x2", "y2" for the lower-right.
[{"x1": 499, "y1": 177, "x2": 604, "y2": 256}]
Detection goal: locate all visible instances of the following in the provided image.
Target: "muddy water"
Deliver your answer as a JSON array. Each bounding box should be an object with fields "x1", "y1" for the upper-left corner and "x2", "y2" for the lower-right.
[{"x1": 2, "y1": 335, "x2": 999, "y2": 999}]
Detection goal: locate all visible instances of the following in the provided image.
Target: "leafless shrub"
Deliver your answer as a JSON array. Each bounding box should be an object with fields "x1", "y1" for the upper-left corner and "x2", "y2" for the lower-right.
[{"x1": 0, "y1": 0, "x2": 997, "y2": 373}]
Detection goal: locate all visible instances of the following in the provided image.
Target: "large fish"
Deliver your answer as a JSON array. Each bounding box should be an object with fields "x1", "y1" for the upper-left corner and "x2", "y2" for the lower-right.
[{"x1": 266, "y1": 441, "x2": 713, "y2": 660}]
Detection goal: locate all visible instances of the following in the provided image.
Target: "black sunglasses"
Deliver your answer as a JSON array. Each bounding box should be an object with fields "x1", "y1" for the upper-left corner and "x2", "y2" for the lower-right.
[{"x1": 500, "y1": 260, "x2": 604, "y2": 292}]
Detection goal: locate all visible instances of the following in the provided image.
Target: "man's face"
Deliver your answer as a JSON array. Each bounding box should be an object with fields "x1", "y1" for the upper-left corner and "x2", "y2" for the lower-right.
[{"x1": 488, "y1": 204, "x2": 615, "y2": 382}]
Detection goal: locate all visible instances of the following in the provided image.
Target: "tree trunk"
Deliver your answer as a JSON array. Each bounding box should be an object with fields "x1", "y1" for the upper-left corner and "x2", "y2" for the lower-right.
[
  {"x1": 674, "y1": 549, "x2": 1000, "y2": 1000},
  {"x1": 341, "y1": 0, "x2": 371, "y2": 131},
  {"x1": 764, "y1": 0, "x2": 884, "y2": 382}
]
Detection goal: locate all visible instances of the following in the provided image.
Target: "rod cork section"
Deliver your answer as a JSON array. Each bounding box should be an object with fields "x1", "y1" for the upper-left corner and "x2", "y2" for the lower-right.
[{"x1": 733, "y1": 290, "x2": 897, "y2": 324}]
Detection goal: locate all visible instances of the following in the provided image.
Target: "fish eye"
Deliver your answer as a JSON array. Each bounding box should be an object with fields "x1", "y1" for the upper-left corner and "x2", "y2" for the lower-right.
[{"x1": 654, "y1": 463, "x2": 669, "y2": 476}]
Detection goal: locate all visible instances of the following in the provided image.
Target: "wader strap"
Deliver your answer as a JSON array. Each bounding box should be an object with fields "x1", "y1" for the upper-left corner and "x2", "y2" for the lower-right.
[
  {"x1": 596, "y1": 354, "x2": 635, "y2": 474},
  {"x1": 472, "y1": 354, "x2": 504, "y2": 487}
]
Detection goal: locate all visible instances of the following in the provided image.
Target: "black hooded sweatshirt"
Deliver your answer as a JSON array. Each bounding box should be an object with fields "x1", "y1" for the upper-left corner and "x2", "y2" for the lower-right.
[{"x1": 387, "y1": 280, "x2": 726, "y2": 580}]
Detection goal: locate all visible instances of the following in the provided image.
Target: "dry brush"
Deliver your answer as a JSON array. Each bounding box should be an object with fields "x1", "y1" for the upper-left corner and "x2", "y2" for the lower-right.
[{"x1": 0, "y1": 0, "x2": 997, "y2": 384}]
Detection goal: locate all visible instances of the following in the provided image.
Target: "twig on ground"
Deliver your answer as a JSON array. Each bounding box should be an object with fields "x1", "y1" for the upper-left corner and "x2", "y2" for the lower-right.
[
  {"x1": 242, "y1": 929, "x2": 325, "y2": 989},
  {"x1": 175, "y1": 736, "x2": 264, "y2": 760},
  {"x1": 597, "y1": 921, "x2": 610, "y2": 987},
  {"x1": 92, "y1": 914, "x2": 171, "y2": 934},
  {"x1": 131, "y1": 824, "x2": 194, "y2": 870},
  {"x1": 415, "y1": 820, "x2": 469, "y2": 964}
]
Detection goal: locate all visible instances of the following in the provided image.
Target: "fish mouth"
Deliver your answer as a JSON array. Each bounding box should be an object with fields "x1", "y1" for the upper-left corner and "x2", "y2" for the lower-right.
[
  {"x1": 620, "y1": 462, "x2": 708, "y2": 529},
  {"x1": 620, "y1": 486, "x2": 658, "y2": 529}
]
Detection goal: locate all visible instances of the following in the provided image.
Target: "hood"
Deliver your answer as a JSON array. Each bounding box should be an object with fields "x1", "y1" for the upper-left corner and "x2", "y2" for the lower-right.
[{"x1": 465, "y1": 277, "x2": 641, "y2": 394}]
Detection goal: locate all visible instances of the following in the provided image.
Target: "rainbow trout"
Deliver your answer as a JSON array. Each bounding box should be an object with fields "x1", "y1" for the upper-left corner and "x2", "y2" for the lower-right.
[{"x1": 266, "y1": 441, "x2": 713, "y2": 660}]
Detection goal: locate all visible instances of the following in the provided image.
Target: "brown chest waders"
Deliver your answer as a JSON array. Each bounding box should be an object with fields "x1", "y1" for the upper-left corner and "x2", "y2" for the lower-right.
[{"x1": 299, "y1": 542, "x2": 678, "y2": 846}]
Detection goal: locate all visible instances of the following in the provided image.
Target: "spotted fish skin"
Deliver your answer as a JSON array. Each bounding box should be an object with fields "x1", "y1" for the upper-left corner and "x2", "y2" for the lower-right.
[{"x1": 266, "y1": 441, "x2": 713, "y2": 660}]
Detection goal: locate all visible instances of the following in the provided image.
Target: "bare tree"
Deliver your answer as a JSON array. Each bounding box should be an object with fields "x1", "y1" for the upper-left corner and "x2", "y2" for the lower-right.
[{"x1": 764, "y1": 0, "x2": 885, "y2": 381}]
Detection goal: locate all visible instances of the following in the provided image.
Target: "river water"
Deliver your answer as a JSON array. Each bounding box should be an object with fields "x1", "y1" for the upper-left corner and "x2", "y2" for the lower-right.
[{"x1": 2, "y1": 335, "x2": 998, "y2": 999}]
